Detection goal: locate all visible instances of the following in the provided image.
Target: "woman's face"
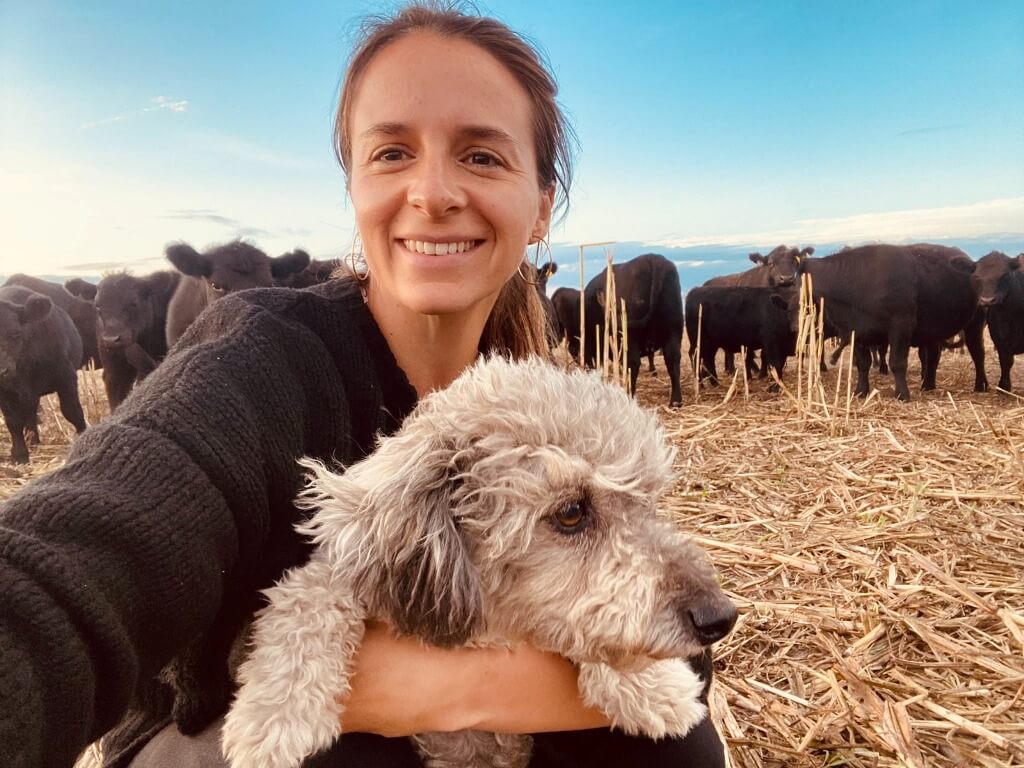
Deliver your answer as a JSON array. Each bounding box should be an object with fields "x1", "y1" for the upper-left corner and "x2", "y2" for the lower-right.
[{"x1": 348, "y1": 31, "x2": 554, "y2": 317}]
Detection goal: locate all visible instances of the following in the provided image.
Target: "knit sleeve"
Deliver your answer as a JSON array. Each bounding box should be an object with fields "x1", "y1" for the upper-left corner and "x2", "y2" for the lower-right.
[{"x1": 0, "y1": 289, "x2": 369, "y2": 768}]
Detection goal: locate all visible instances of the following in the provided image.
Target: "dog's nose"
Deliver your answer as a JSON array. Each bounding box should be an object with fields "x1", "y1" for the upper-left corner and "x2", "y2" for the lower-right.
[{"x1": 687, "y1": 595, "x2": 738, "y2": 645}]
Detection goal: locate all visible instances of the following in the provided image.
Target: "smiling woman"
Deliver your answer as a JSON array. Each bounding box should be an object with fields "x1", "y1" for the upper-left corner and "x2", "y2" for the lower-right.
[{"x1": 0, "y1": 4, "x2": 726, "y2": 768}]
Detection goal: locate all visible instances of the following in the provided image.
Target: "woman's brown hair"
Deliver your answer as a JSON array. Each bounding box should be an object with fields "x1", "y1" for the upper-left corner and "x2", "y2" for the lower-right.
[{"x1": 334, "y1": 1, "x2": 576, "y2": 358}]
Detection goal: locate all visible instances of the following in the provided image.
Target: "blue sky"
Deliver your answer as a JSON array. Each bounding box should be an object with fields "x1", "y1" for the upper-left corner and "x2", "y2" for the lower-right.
[{"x1": 2, "y1": 0, "x2": 1022, "y2": 289}]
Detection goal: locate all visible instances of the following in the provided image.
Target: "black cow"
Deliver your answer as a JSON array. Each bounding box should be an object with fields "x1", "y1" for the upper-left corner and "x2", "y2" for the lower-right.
[
  {"x1": 82, "y1": 270, "x2": 181, "y2": 412},
  {"x1": 551, "y1": 286, "x2": 580, "y2": 358},
  {"x1": 685, "y1": 286, "x2": 796, "y2": 391},
  {"x1": 528, "y1": 261, "x2": 558, "y2": 343},
  {"x1": 973, "y1": 251, "x2": 1024, "y2": 392},
  {"x1": 582, "y1": 253, "x2": 683, "y2": 406},
  {"x1": 704, "y1": 244, "x2": 814, "y2": 289},
  {"x1": 0, "y1": 286, "x2": 87, "y2": 463},
  {"x1": 3, "y1": 274, "x2": 100, "y2": 369},
  {"x1": 551, "y1": 283, "x2": 656, "y2": 371},
  {"x1": 703, "y1": 245, "x2": 813, "y2": 374},
  {"x1": 165, "y1": 241, "x2": 310, "y2": 345},
  {"x1": 797, "y1": 244, "x2": 986, "y2": 400}
]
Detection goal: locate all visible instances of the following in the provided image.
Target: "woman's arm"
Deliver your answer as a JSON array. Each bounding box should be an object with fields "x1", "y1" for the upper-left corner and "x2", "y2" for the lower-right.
[
  {"x1": 0, "y1": 288, "x2": 375, "y2": 767},
  {"x1": 340, "y1": 622, "x2": 610, "y2": 737}
]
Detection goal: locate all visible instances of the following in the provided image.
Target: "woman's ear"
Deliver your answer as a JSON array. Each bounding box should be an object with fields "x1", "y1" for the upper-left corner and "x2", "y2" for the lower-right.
[{"x1": 531, "y1": 184, "x2": 556, "y2": 243}]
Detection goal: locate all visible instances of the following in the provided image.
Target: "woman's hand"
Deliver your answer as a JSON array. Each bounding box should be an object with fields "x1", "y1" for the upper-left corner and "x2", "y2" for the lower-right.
[{"x1": 339, "y1": 621, "x2": 610, "y2": 737}]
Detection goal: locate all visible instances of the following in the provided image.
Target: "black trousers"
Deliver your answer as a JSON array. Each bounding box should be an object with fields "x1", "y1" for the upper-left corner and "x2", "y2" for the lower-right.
[{"x1": 314, "y1": 718, "x2": 725, "y2": 768}]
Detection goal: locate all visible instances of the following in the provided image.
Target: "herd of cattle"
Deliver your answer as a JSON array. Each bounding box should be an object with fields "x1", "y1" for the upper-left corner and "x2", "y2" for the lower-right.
[
  {"x1": 545, "y1": 244, "x2": 1024, "y2": 408},
  {"x1": 0, "y1": 240, "x2": 1022, "y2": 463}
]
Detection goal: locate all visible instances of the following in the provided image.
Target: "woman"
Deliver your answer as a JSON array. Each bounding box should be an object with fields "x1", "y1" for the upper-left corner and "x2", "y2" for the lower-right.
[{"x1": 0, "y1": 4, "x2": 726, "y2": 767}]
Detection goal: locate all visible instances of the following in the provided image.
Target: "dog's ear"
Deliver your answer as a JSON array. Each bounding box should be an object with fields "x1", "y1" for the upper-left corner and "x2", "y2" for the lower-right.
[{"x1": 303, "y1": 433, "x2": 483, "y2": 647}]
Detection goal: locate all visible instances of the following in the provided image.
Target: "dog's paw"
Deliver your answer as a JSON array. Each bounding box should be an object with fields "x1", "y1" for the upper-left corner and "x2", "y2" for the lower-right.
[{"x1": 577, "y1": 658, "x2": 707, "y2": 739}]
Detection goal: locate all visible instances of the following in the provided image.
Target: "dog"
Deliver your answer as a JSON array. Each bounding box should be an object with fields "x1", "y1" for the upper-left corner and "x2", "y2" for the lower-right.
[{"x1": 223, "y1": 356, "x2": 737, "y2": 767}]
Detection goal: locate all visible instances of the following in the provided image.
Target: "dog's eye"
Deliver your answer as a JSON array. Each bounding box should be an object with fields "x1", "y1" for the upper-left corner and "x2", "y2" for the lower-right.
[{"x1": 553, "y1": 500, "x2": 589, "y2": 533}]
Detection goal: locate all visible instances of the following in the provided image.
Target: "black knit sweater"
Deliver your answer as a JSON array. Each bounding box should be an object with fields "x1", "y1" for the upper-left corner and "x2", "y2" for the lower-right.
[{"x1": 0, "y1": 279, "x2": 418, "y2": 768}]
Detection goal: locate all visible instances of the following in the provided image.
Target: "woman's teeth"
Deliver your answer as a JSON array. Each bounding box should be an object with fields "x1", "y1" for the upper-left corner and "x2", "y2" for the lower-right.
[{"x1": 403, "y1": 240, "x2": 476, "y2": 255}]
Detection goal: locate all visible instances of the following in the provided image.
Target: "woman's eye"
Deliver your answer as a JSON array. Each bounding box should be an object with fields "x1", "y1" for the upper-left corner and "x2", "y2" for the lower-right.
[
  {"x1": 553, "y1": 499, "x2": 589, "y2": 533},
  {"x1": 373, "y1": 148, "x2": 406, "y2": 163},
  {"x1": 466, "y1": 151, "x2": 501, "y2": 167}
]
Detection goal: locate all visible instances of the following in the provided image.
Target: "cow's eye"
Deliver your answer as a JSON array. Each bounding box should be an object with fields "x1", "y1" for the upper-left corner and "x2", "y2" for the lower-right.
[
  {"x1": 552, "y1": 499, "x2": 589, "y2": 533},
  {"x1": 210, "y1": 282, "x2": 225, "y2": 293}
]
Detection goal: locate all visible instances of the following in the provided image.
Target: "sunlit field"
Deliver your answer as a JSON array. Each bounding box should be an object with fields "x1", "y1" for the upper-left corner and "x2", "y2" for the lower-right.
[{"x1": 5, "y1": 344, "x2": 1023, "y2": 768}]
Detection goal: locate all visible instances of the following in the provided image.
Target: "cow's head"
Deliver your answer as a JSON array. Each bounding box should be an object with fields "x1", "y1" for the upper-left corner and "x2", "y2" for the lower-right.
[
  {"x1": 166, "y1": 241, "x2": 310, "y2": 303},
  {"x1": 752, "y1": 245, "x2": 813, "y2": 287},
  {"x1": 534, "y1": 261, "x2": 558, "y2": 293},
  {"x1": 94, "y1": 272, "x2": 175, "y2": 349},
  {"x1": 0, "y1": 293, "x2": 52, "y2": 378},
  {"x1": 771, "y1": 287, "x2": 802, "y2": 334},
  {"x1": 973, "y1": 251, "x2": 1020, "y2": 307}
]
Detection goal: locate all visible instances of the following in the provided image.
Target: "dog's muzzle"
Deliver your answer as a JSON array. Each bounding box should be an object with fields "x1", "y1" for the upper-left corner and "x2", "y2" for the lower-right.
[{"x1": 682, "y1": 593, "x2": 738, "y2": 645}]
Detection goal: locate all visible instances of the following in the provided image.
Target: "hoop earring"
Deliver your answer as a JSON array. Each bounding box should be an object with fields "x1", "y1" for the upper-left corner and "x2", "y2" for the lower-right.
[
  {"x1": 532, "y1": 237, "x2": 552, "y2": 271},
  {"x1": 348, "y1": 232, "x2": 368, "y2": 282}
]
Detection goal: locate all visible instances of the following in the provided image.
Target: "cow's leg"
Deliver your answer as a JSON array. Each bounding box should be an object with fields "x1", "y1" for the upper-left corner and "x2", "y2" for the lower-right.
[
  {"x1": 764, "y1": 344, "x2": 784, "y2": 393},
  {"x1": 876, "y1": 343, "x2": 890, "y2": 375},
  {"x1": 701, "y1": 349, "x2": 719, "y2": 387},
  {"x1": 963, "y1": 310, "x2": 988, "y2": 392},
  {"x1": 626, "y1": 344, "x2": 642, "y2": 401},
  {"x1": 24, "y1": 400, "x2": 40, "y2": 447},
  {"x1": 648, "y1": 351, "x2": 656, "y2": 375},
  {"x1": 853, "y1": 340, "x2": 872, "y2": 398},
  {"x1": 56, "y1": 370, "x2": 88, "y2": 434},
  {"x1": 888, "y1": 328, "x2": 912, "y2": 401},
  {"x1": 102, "y1": 353, "x2": 135, "y2": 413},
  {"x1": 920, "y1": 342, "x2": 940, "y2": 391},
  {"x1": 662, "y1": 336, "x2": 683, "y2": 408},
  {"x1": 723, "y1": 351, "x2": 735, "y2": 375},
  {"x1": 2, "y1": 401, "x2": 30, "y2": 464},
  {"x1": 830, "y1": 335, "x2": 849, "y2": 366},
  {"x1": 996, "y1": 346, "x2": 1014, "y2": 392}
]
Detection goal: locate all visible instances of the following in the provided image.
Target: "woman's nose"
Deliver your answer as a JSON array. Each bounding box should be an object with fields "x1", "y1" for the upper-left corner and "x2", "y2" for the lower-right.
[{"x1": 406, "y1": 157, "x2": 466, "y2": 217}]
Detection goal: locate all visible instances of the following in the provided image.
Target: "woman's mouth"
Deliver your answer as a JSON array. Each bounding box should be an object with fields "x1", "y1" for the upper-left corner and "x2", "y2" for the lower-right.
[{"x1": 402, "y1": 239, "x2": 481, "y2": 256}]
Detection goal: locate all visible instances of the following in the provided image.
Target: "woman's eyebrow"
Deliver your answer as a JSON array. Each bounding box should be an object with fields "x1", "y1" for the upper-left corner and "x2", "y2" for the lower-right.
[{"x1": 360, "y1": 123, "x2": 521, "y2": 149}]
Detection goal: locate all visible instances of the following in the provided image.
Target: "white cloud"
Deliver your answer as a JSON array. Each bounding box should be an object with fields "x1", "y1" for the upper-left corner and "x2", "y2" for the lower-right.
[
  {"x1": 144, "y1": 96, "x2": 189, "y2": 113},
  {"x1": 650, "y1": 197, "x2": 1024, "y2": 250},
  {"x1": 79, "y1": 96, "x2": 188, "y2": 131},
  {"x1": 80, "y1": 114, "x2": 130, "y2": 130}
]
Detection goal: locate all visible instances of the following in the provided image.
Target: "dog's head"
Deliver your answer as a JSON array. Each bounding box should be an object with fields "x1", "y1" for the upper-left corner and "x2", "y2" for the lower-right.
[{"x1": 297, "y1": 357, "x2": 736, "y2": 663}]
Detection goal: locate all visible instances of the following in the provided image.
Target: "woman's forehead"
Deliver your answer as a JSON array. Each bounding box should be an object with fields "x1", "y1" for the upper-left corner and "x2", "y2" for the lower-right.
[{"x1": 350, "y1": 31, "x2": 535, "y2": 144}]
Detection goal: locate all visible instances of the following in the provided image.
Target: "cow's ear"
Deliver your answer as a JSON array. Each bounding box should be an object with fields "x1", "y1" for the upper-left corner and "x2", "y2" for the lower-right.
[
  {"x1": 166, "y1": 243, "x2": 212, "y2": 278},
  {"x1": 539, "y1": 261, "x2": 557, "y2": 280},
  {"x1": 18, "y1": 295, "x2": 52, "y2": 325},
  {"x1": 271, "y1": 249, "x2": 311, "y2": 279},
  {"x1": 64, "y1": 278, "x2": 97, "y2": 301},
  {"x1": 301, "y1": 431, "x2": 483, "y2": 648},
  {"x1": 1010, "y1": 254, "x2": 1022, "y2": 271},
  {"x1": 770, "y1": 293, "x2": 789, "y2": 310},
  {"x1": 595, "y1": 289, "x2": 606, "y2": 308},
  {"x1": 749, "y1": 252, "x2": 766, "y2": 265},
  {"x1": 799, "y1": 246, "x2": 814, "y2": 258}
]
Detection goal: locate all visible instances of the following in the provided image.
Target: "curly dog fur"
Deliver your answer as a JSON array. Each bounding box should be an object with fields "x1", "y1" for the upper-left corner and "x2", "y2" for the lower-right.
[{"x1": 223, "y1": 356, "x2": 736, "y2": 767}]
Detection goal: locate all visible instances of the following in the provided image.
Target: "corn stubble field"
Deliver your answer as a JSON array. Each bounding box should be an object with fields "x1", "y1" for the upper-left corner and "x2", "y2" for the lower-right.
[{"x1": 4, "y1": 345, "x2": 1023, "y2": 768}]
